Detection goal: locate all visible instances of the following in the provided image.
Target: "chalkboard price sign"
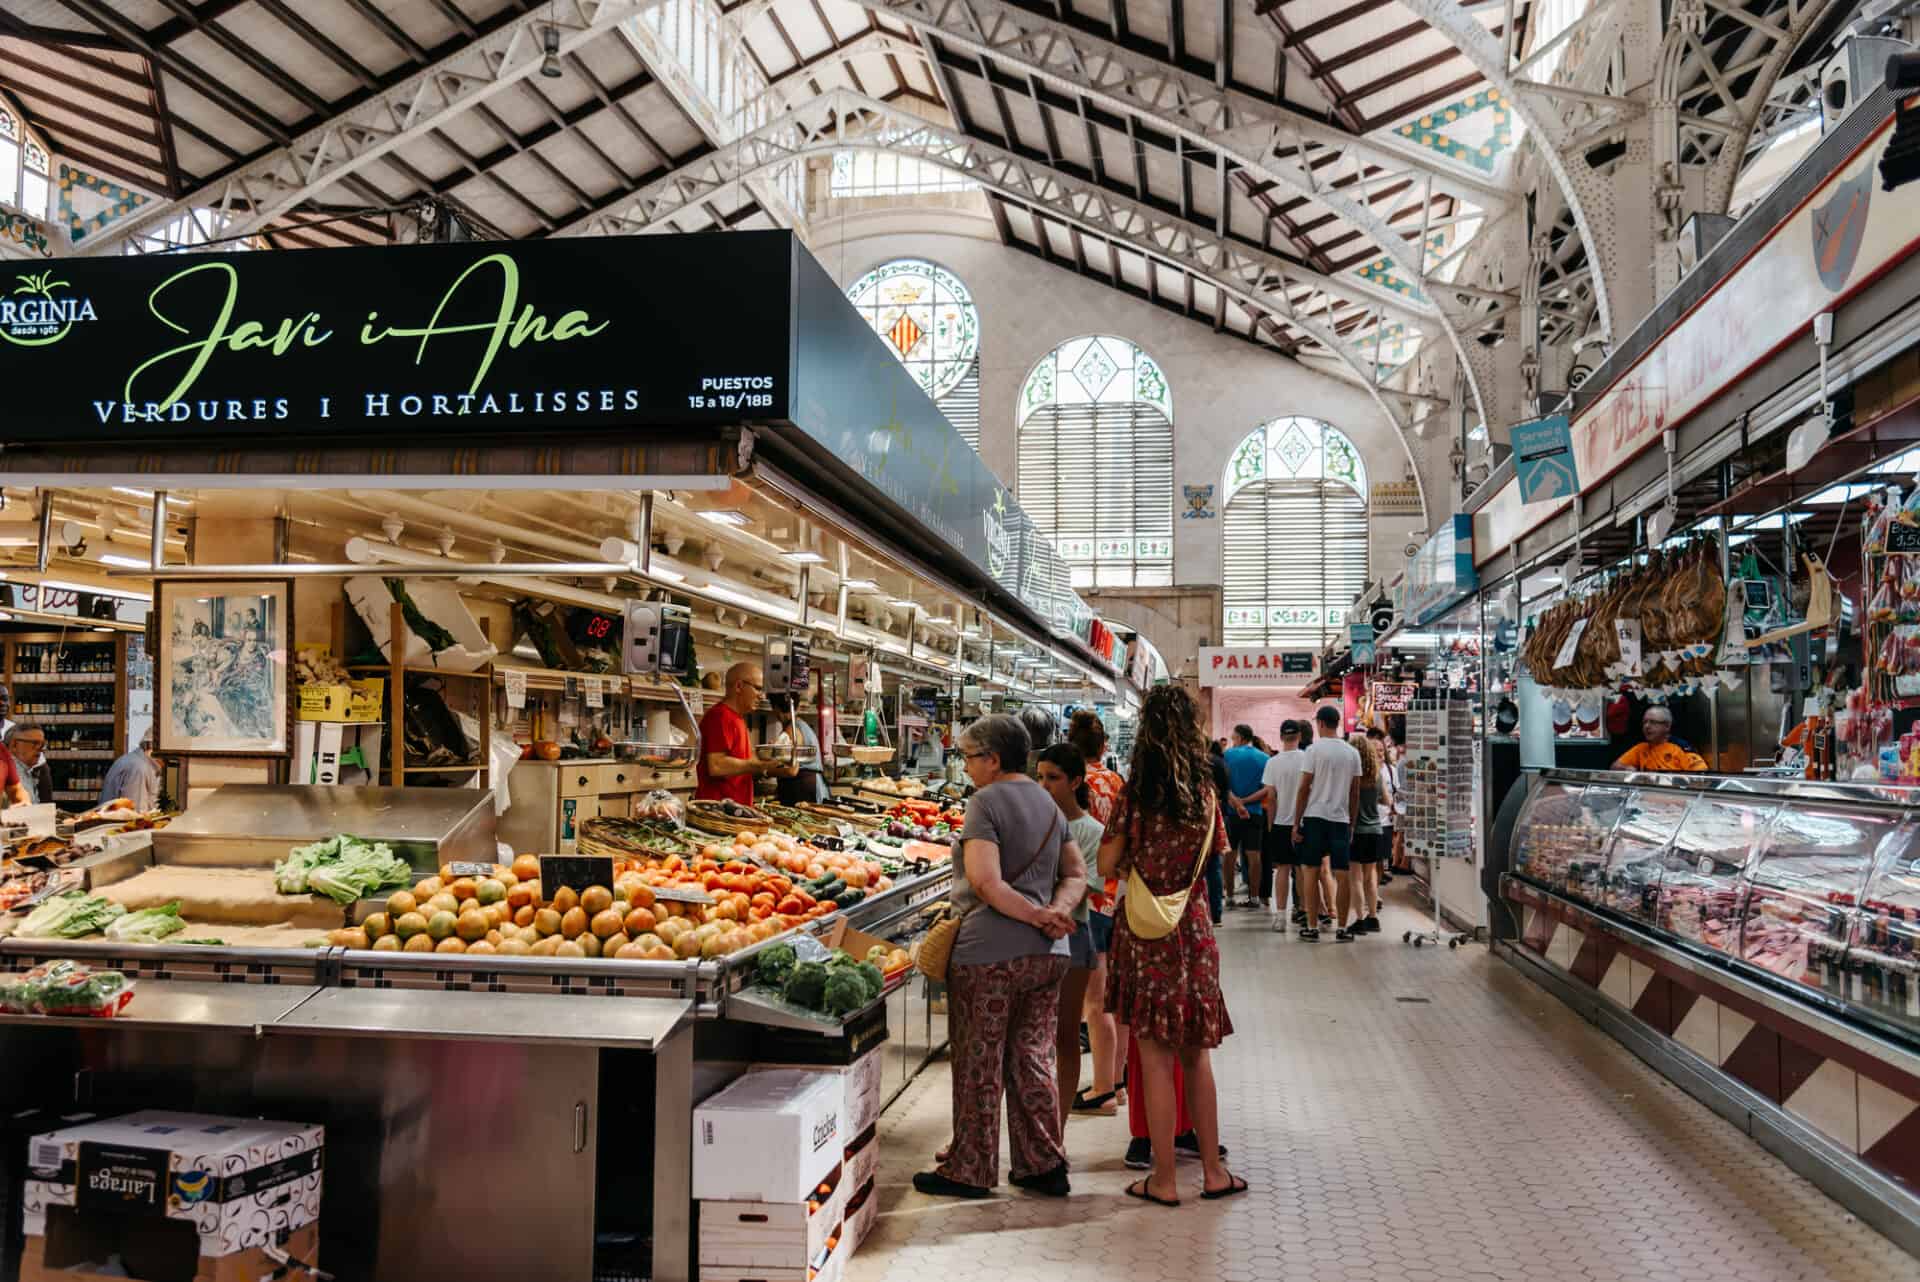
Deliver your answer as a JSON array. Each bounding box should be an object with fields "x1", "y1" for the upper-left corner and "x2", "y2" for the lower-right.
[
  {"x1": 538, "y1": 855, "x2": 615, "y2": 897},
  {"x1": 1886, "y1": 522, "x2": 1920, "y2": 554}
]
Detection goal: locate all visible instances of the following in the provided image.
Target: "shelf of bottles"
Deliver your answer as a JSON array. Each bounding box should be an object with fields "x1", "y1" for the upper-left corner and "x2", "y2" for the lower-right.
[{"x1": 5, "y1": 633, "x2": 127, "y2": 806}]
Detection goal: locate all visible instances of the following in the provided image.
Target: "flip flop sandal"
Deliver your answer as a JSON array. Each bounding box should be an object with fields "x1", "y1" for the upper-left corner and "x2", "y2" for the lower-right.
[
  {"x1": 1200, "y1": 1173, "x2": 1250, "y2": 1201},
  {"x1": 1125, "y1": 1179, "x2": 1180, "y2": 1208}
]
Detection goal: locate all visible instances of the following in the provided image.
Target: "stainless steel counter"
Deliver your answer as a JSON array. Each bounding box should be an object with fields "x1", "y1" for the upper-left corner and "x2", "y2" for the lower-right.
[
  {"x1": 272, "y1": 986, "x2": 690, "y2": 1048},
  {"x1": 0, "y1": 979, "x2": 320, "y2": 1034},
  {"x1": 153, "y1": 783, "x2": 495, "y2": 867}
]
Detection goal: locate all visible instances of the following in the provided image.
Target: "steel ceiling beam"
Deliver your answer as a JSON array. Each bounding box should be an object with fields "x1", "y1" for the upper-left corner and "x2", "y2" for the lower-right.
[
  {"x1": 1388, "y1": 0, "x2": 1614, "y2": 346},
  {"x1": 840, "y1": 0, "x2": 1501, "y2": 426},
  {"x1": 558, "y1": 89, "x2": 1437, "y2": 432},
  {"x1": 73, "y1": 0, "x2": 653, "y2": 256}
]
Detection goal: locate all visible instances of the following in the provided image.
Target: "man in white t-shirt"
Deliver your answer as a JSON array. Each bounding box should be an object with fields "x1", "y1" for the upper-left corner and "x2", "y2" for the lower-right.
[
  {"x1": 1288, "y1": 705, "x2": 1363, "y2": 942},
  {"x1": 1252, "y1": 721, "x2": 1306, "y2": 931}
]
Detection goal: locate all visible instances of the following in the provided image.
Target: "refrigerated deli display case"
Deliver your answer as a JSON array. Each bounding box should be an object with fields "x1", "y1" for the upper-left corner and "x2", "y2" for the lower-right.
[{"x1": 1504, "y1": 769, "x2": 1920, "y2": 1233}]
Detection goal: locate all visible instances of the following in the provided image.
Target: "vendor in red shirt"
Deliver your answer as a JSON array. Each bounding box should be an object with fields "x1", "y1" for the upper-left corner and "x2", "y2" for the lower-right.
[{"x1": 696, "y1": 662, "x2": 797, "y2": 803}]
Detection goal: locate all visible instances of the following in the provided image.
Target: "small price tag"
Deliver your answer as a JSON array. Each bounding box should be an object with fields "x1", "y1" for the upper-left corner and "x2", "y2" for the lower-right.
[
  {"x1": 559, "y1": 702, "x2": 579, "y2": 728},
  {"x1": 651, "y1": 883, "x2": 715, "y2": 905},
  {"x1": 585, "y1": 677, "x2": 604, "y2": 709},
  {"x1": 1613, "y1": 618, "x2": 1642, "y2": 676},
  {"x1": 449, "y1": 861, "x2": 493, "y2": 879},
  {"x1": 1553, "y1": 618, "x2": 1589, "y2": 670},
  {"x1": 503, "y1": 669, "x2": 527, "y2": 710}
]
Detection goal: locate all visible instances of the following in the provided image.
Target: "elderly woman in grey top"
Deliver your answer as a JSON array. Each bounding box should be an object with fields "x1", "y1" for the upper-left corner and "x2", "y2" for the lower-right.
[{"x1": 914, "y1": 714, "x2": 1087, "y2": 1201}]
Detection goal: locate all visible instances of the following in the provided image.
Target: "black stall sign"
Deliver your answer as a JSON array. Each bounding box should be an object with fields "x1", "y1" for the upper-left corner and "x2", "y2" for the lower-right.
[{"x1": 0, "y1": 234, "x2": 796, "y2": 441}]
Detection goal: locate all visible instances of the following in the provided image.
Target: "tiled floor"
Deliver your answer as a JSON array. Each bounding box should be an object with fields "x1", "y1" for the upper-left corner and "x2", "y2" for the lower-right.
[{"x1": 845, "y1": 885, "x2": 1918, "y2": 1282}]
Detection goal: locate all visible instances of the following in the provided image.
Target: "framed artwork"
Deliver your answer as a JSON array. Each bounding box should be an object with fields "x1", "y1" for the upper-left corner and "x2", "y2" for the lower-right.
[{"x1": 154, "y1": 579, "x2": 293, "y2": 758}]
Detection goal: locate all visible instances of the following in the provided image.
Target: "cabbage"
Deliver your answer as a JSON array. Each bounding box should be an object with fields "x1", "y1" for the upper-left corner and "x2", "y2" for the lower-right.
[
  {"x1": 105, "y1": 902, "x2": 186, "y2": 944},
  {"x1": 274, "y1": 836, "x2": 411, "y2": 904}
]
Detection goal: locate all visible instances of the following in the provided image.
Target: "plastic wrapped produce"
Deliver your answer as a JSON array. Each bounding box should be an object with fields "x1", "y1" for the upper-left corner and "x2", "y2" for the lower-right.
[{"x1": 0, "y1": 959, "x2": 134, "y2": 1017}]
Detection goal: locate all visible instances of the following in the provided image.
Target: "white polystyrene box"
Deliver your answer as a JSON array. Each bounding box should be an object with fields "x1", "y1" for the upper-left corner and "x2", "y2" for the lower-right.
[{"x1": 693, "y1": 1070, "x2": 843, "y2": 1204}]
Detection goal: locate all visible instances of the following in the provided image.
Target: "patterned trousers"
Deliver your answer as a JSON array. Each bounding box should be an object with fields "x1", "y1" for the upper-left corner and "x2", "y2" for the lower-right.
[{"x1": 941, "y1": 953, "x2": 1070, "y2": 1188}]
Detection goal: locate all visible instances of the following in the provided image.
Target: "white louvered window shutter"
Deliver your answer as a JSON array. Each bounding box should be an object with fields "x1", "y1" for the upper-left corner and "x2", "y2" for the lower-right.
[
  {"x1": 1016, "y1": 337, "x2": 1174, "y2": 588},
  {"x1": 1221, "y1": 418, "x2": 1370, "y2": 647}
]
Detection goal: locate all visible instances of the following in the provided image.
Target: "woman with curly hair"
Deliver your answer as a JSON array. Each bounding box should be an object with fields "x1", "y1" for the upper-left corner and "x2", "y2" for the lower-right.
[{"x1": 1100, "y1": 684, "x2": 1245, "y2": 1206}]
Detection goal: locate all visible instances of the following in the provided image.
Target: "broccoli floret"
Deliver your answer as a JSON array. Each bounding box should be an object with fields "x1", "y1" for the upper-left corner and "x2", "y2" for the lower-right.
[
  {"x1": 756, "y1": 942, "x2": 799, "y2": 989},
  {"x1": 828, "y1": 948, "x2": 857, "y2": 968},
  {"x1": 853, "y1": 961, "x2": 885, "y2": 1001},
  {"x1": 783, "y1": 961, "x2": 830, "y2": 1009},
  {"x1": 822, "y1": 969, "x2": 870, "y2": 1016}
]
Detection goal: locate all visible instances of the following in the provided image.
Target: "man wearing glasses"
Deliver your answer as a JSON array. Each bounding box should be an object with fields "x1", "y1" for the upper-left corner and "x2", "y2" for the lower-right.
[{"x1": 696, "y1": 662, "x2": 798, "y2": 804}]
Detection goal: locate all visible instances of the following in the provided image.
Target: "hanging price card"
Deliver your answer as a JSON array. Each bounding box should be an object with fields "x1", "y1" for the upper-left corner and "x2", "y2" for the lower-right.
[
  {"x1": 504, "y1": 669, "x2": 527, "y2": 710},
  {"x1": 585, "y1": 677, "x2": 604, "y2": 709}
]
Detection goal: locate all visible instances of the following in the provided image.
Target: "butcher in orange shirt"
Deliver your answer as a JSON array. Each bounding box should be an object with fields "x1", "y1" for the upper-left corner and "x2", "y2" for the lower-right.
[{"x1": 1613, "y1": 706, "x2": 1708, "y2": 773}]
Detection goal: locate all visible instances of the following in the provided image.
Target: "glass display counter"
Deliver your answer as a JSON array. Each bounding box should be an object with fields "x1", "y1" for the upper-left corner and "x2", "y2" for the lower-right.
[{"x1": 1507, "y1": 768, "x2": 1920, "y2": 1048}]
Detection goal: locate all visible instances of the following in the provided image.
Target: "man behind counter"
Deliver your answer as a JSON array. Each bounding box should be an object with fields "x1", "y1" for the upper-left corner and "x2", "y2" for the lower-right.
[
  {"x1": 696, "y1": 662, "x2": 798, "y2": 804},
  {"x1": 1613, "y1": 706, "x2": 1708, "y2": 772}
]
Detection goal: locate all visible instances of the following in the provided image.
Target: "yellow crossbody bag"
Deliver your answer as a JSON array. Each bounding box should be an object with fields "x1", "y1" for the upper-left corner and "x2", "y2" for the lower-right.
[{"x1": 1123, "y1": 796, "x2": 1216, "y2": 941}]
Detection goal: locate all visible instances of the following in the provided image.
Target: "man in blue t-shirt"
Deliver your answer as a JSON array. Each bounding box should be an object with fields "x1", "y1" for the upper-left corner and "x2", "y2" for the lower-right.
[{"x1": 1222, "y1": 724, "x2": 1272, "y2": 909}]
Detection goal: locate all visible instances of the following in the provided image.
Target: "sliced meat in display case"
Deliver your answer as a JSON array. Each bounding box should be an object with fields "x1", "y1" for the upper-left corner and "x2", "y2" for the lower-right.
[
  {"x1": 1741, "y1": 803, "x2": 1904, "y2": 990},
  {"x1": 1657, "y1": 794, "x2": 1777, "y2": 956}
]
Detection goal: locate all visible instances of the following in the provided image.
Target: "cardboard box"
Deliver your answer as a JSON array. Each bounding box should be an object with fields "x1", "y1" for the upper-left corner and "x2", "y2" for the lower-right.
[
  {"x1": 752, "y1": 1043, "x2": 884, "y2": 1140},
  {"x1": 841, "y1": 1124, "x2": 879, "y2": 1197},
  {"x1": 844, "y1": 1178, "x2": 878, "y2": 1255},
  {"x1": 22, "y1": 1111, "x2": 323, "y2": 1270},
  {"x1": 694, "y1": 1071, "x2": 843, "y2": 1205},
  {"x1": 296, "y1": 678, "x2": 384, "y2": 724},
  {"x1": 21, "y1": 1221, "x2": 318, "y2": 1282},
  {"x1": 698, "y1": 1160, "x2": 844, "y2": 1271},
  {"x1": 699, "y1": 1217, "x2": 844, "y2": 1282}
]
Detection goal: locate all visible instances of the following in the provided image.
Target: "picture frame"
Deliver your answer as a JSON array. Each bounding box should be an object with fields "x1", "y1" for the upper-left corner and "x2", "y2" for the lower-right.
[{"x1": 153, "y1": 579, "x2": 293, "y2": 758}]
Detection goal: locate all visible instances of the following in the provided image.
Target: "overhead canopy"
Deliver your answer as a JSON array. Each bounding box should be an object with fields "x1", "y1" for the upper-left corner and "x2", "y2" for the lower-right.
[{"x1": 0, "y1": 228, "x2": 1111, "y2": 676}]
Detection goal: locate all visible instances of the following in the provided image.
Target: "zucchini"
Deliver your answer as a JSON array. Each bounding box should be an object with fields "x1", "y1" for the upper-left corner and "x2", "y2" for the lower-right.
[
  {"x1": 835, "y1": 889, "x2": 867, "y2": 906},
  {"x1": 813, "y1": 878, "x2": 845, "y2": 902}
]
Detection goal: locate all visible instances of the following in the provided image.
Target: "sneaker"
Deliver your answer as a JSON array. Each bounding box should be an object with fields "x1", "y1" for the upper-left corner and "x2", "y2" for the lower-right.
[
  {"x1": 1361, "y1": 915, "x2": 1382, "y2": 933},
  {"x1": 1124, "y1": 1137, "x2": 1153, "y2": 1170},
  {"x1": 1335, "y1": 926, "x2": 1356, "y2": 942},
  {"x1": 1174, "y1": 1132, "x2": 1227, "y2": 1160},
  {"x1": 1271, "y1": 914, "x2": 1288, "y2": 932},
  {"x1": 1380, "y1": 872, "x2": 1395, "y2": 884},
  {"x1": 1319, "y1": 914, "x2": 1334, "y2": 927},
  {"x1": 1011, "y1": 1164, "x2": 1071, "y2": 1197},
  {"x1": 1291, "y1": 910, "x2": 1307, "y2": 925},
  {"x1": 1298, "y1": 927, "x2": 1320, "y2": 941}
]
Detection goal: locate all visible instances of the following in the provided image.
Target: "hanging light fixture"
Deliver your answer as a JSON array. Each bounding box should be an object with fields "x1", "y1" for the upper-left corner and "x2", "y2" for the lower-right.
[{"x1": 541, "y1": 23, "x2": 564, "y2": 77}]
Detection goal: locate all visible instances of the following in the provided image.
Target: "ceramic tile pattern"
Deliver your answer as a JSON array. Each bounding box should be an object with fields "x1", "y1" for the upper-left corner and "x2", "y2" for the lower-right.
[{"x1": 845, "y1": 888, "x2": 1918, "y2": 1282}]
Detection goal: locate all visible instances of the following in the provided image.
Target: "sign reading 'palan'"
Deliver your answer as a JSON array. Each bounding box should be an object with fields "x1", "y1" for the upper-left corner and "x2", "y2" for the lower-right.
[{"x1": 0, "y1": 235, "x2": 798, "y2": 439}]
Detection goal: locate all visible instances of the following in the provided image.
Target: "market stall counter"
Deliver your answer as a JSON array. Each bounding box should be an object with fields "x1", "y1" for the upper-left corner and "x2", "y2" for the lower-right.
[
  {"x1": 0, "y1": 784, "x2": 955, "y2": 1282},
  {"x1": 1498, "y1": 768, "x2": 1920, "y2": 1253}
]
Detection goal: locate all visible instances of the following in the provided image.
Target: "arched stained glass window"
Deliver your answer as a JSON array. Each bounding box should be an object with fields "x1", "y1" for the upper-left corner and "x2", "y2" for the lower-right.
[
  {"x1": 1222, "y1": 417, "x2": 1369, "y2": 647},
  {"x1": 1016, "y1": 335, "x2": 1174, "y2": 589},
  {"x1": 844, "y1": 258, "x2": 982, "y2": 444}
]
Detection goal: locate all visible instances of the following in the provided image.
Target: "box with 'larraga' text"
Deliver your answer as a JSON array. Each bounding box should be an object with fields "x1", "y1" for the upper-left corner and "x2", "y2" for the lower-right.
[{"x1": 22, "y1": 1110, "x2": 323, "y2": 1267}]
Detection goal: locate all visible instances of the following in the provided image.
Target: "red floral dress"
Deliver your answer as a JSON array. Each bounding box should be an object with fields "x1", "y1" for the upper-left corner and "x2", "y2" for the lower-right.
[{"x1": 1104, "y1": 789, "x2": 1233, "y2": 1048}]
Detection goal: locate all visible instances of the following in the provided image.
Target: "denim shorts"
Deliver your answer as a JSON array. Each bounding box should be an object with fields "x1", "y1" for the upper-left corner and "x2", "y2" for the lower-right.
[
  {"x1": 1067, "y1": 920, "x2": 1097, "y2": 969},
  {"x1": 1088, "y1": 910, "x2": 1114, "y2": 954}
]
